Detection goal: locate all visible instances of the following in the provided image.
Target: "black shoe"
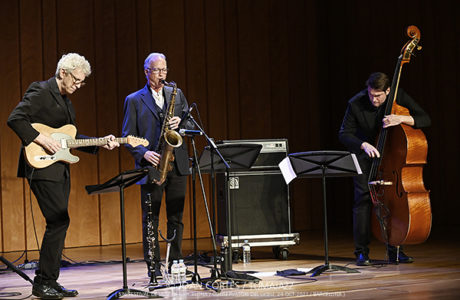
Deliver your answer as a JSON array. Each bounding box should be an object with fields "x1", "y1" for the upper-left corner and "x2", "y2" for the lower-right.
[
  {"x1": 32, "y1": 283, "x2": 64, "y2": 299},
  {"x1": 52, "y1": 282, "x2": 78, "y2": 297},
  {"x1": 356, "y1": 253, "x2": 371, "y2": 266},
  {"x1": 388, "y1": 251, "x2": 414, "y2": 263}
]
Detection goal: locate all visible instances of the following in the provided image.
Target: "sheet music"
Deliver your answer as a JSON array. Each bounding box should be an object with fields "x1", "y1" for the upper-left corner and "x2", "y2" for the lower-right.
[
  {"x1": 350, "y1": 153, "x2": 362, "y2": 175},
  {"x1": 278, "y1": 157, "x2": 297, "y2": 184}
]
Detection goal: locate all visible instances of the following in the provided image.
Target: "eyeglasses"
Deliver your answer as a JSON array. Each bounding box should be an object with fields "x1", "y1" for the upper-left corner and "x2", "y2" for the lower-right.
[
  {"x1": 67, "y1": 71, "x2": 86, "y2": 87},
  {"x1": 147, "y1": 68, "x2": 169, "y2": 74}
]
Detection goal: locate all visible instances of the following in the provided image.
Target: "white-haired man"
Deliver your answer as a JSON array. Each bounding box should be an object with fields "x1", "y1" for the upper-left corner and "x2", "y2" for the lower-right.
[
  {"x1": 8, "y1": 53, "x2": 119, "y2": 299},
  {"x1": 122, "y1": 52, "x2": 193, "y2": 279}
]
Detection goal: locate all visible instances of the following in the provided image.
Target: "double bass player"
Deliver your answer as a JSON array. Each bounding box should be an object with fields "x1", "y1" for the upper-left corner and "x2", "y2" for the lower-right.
[{"x1": 339, "y1": 72, "x2": 431, "y2": 266}]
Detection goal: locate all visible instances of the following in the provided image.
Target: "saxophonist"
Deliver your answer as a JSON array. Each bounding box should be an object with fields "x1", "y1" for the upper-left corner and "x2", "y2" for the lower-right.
[{"x1": 122, "y1": 52, "x2": 193, "y2": 277}]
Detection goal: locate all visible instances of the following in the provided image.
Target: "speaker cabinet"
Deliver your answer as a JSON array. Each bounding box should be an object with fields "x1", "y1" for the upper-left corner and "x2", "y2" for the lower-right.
[{"x1": 216, "y1": 170, "x2": 290, "y2": 236}]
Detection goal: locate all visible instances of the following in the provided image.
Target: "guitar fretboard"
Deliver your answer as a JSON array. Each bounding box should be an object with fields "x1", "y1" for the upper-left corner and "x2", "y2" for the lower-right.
[{"x1": 66, "y1": 137, "x2": 128, "y2": 148}]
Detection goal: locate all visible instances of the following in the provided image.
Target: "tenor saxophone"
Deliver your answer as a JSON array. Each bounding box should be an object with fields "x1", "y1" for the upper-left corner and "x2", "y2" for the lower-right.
[{"x1": 154, "y1": 80, "x2": 183, "y2": 185}]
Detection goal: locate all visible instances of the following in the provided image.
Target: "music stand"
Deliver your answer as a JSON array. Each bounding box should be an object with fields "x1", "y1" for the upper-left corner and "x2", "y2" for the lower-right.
[
  {"x1": 85, "y1": 167, "x2": 161, "y2": 299},
  {"x1": 199, "y1": 143, "x2": 262, "y2": 172},
  {"x1": 279, "y1": 150, "x2": 362, "y2": 277},
  {"x1": 0, "y1": 256, "x2": 34, "y2": 284},
  {"x1": 199, "y1": 143, "x2": 262, "y2": 273}
]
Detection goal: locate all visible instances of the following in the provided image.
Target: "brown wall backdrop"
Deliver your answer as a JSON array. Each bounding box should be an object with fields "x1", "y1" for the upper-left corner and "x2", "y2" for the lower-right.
[{"x1": 0, "y1": 0, "x2": 458, "y2": 252}]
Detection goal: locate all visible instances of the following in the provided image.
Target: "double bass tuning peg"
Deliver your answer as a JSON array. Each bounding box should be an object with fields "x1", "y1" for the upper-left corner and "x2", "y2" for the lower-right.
[{"x1": 410, "y1": 45, "x2": 422, "y2": 58}]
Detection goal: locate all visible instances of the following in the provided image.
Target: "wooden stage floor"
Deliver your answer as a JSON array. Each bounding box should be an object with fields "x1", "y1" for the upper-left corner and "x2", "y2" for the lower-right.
[{"x1": 1, "y1": 227, "x2": 459, "y2": 299}]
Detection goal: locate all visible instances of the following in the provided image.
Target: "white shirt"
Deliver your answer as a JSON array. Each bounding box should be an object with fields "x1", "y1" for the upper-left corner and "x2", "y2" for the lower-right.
[{"x1": 151, "y1": 87, "x2": 165, "y2": 109}]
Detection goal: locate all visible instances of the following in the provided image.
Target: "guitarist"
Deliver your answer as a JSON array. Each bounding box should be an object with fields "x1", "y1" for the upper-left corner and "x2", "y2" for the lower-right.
[{"x1": 7, "y1": 53, "x2": 119, "y2": 300}]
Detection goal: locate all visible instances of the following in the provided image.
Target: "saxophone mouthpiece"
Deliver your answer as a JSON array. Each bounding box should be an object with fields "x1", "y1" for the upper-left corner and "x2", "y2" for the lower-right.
[{"x1": 160, "y1": 80, "x2": 176, "y2": 87}]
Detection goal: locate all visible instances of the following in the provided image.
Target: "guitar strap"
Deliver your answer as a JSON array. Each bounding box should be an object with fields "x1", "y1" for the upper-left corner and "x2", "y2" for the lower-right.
[{"x1": 62, "y1": 95, "x2": 73, "y2": 124}]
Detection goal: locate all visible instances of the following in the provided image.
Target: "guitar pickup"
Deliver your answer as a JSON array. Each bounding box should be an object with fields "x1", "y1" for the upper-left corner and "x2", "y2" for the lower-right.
[{"x1": 61, "y1": 139, "x2": 68, "y2": 148}]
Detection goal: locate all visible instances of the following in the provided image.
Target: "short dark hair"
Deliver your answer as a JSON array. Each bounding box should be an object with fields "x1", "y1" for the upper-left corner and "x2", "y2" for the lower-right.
[{"x1": 365, "y1": 72, "x2": 390, "y2": 90}]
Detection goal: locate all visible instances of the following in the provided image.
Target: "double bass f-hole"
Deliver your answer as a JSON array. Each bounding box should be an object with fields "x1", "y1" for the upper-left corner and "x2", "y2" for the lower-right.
[{"x1": 393, "y1": 170, "x2": 404, "y2": 198}]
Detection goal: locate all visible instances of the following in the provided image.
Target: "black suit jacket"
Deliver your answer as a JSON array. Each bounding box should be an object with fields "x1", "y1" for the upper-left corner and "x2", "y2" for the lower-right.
[
  {"x1": 339, "y1": 88, "x2": 431, "y2": 155},
  {"x1": 7, "y1": 77, "x2": 97, "y2": 181},
  {"x1": 122, "y1": 84, "x2": 193, "y2": 185}
]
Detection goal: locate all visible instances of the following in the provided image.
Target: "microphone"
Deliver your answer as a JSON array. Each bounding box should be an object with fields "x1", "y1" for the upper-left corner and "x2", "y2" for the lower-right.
[
  {"x1": 179, "y1": 103, "x2": 195, "y2": 127},
  {"x1": 183, "y1": 104, "x2": 195, "y2": 119},
  {"x1": 179, "y1": 129, "x2": 202, "y2": 136}
]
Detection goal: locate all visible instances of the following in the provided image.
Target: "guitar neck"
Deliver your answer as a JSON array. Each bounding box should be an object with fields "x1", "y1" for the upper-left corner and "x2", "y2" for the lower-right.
[{"x1": 66, "y1": 137, "x2": 127, "y2": 148}]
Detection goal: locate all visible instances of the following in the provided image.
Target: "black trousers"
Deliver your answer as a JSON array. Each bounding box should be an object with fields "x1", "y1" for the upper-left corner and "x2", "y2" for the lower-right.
[
  {"x1": 353, "y1": 154, "x2": 401, "y2": 256},
  {"x1": 29, "y1": 178, "x2": 70, "y2": 284},
  {"x1": 140, "y1": 165, "x2": 187, "y2": 267},
  {"x1": 352, "y1": 155, "x2": 372, "y2": 256}
]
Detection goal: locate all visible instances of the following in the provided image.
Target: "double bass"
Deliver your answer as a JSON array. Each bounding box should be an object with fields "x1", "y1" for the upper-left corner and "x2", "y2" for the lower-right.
[{"x1": 369, "y1": 25, "x2": 431, "y2": 247}]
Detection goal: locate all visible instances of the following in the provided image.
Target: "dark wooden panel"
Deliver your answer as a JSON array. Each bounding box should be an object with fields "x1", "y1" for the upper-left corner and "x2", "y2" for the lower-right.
[
  {"x1": 55, "y1": 0, "x2": 100, "y2": 247},
  {"x1": 41, "y1": 0, "x2": 58, "y2": 77},
  {"x1": 19, "y1": 0, "x2": 48, "y2": 252},
  {"x1": 0, "y1": 0, "x2": 25, "y2": 252},
  {"x1": 149, "y1": 0, "x2": 187, "y2": 86},
  {"x1": 24, "y1": 0, "x2": 59, "y2": 251},
  {"x1": 223, "y1": 0, "x2": 241, "y2": 139},
  {"x1": 236, "y1": 0, "x2": 271, "y2": 139},
  {"x1": 424, "y1": 0, "x2": 459, "y2": 226},
  {"x1": 204, "y1": 0, "x2": 228, "y2": 140},
  {"x1": 114, "y1": 0, "x2": 144, "y2": 244},
  {"x1": 93, "y1": 0, "x2": 123, "y2": 246},
  {"x1": 0, "y1": 0, "x2": 459, "y2": 252},
  {"x1": 183, "y1": 0, "x2": 211, "y2": 239},
  {"x1": 285, "y1": 0, "x2": 316, "y2": 230},
  {"x1": 267, "y1": 0, "x2": 289, "y2": 140}
]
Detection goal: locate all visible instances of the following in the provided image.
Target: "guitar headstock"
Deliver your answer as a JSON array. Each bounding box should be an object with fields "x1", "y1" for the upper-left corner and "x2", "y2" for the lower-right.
[
  {"x1": 401, "y1": 25, "x2": 422, "y2": 65},
  {"x1": 126, "y1": 136, "x2": 149, "y2": 147}
]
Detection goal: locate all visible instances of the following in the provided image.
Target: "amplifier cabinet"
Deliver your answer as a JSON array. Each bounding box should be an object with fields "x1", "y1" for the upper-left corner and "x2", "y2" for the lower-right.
[
  {"x1": 216, "y1": 139, "x2": 288, "y2": 170},
  {"x1": 216, "y1": 170, "x2": 291, "y2": 236}
]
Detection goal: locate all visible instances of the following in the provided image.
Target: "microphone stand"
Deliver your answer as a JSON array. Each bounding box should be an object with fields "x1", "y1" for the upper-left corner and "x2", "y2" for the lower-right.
[
  {"x1": 186, "y1": 114, "x2": 230, "y2": 283},
  {"x1": 147, "y1": 118, "x2": 220, "y2": 293}
]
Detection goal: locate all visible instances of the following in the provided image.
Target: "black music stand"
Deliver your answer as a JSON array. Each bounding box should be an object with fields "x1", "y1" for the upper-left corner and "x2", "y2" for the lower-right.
[
  {"x1": 86, "y1": 167, "x2": 161, "y2": 299},
  {"x1": 283, "y1": 151, "x2": 362, "y2": 277},
  {"x1": 199, "y1": 143, "x2": 262, "y2": 273}
]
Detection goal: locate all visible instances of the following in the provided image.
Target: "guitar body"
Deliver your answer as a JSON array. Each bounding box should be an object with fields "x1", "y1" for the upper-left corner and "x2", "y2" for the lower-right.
[{"x1": 25, "y1": 123, "x2": 80, "y2": 169}]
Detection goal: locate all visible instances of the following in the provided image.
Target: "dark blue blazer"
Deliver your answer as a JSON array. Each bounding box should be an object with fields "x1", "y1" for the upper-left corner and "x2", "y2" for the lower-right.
[{"x1": 122, "y1": 84, "x2": 193, "y2": 184}]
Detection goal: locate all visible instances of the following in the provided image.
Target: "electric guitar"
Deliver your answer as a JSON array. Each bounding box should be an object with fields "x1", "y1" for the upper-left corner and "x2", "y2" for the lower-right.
[{"x1": 25, "y1": 123, "x2": 148, "y2": 169}]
